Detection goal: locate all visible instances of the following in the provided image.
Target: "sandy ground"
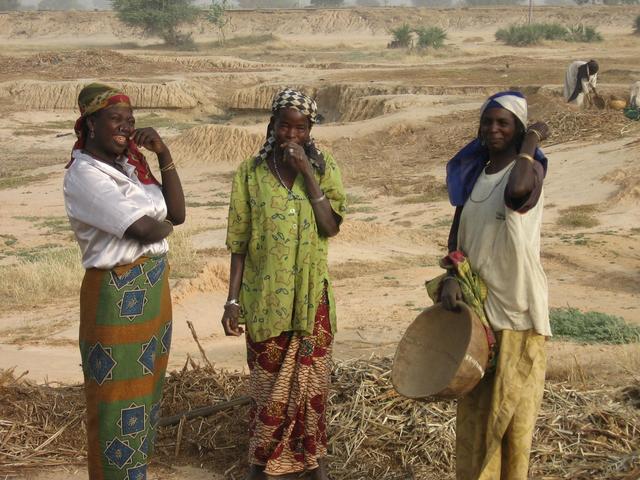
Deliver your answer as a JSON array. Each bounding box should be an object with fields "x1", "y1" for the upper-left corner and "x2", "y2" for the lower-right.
[{"x1": 1, "y1": 5, "x2": 640, "y2": 478}]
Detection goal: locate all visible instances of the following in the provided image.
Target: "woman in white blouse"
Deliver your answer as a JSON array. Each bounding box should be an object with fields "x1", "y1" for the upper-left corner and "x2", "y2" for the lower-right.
[{"x1": 63, "y1": 83, "x2": 184, "y2": 480}]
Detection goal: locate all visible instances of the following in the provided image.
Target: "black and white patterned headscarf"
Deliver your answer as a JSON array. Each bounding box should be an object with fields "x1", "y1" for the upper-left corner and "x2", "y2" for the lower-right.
[{"x1": 254, "y1": 88, "x2": 325, "y2": 173}]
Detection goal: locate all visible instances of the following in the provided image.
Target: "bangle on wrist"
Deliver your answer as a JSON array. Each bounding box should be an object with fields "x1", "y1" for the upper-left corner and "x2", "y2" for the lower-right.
[
  {"x1": 163, "y1": 218, "x2": 173, "y2": 227},
  {"x1": 225, "y1": 298, "x2": 240, "y2": 307},
  {"x1": 160, "y1": 162, "x2": 176, "y2": 173},
  {"x1": 517, "y1": 153, "x2": 535, "y2": 164},
  {"x1": 310, "y1": 193, "x2": 326, "y2": 204},
  {"x1": 527, "y1": 128, "x2": 542, "y2": 143}
]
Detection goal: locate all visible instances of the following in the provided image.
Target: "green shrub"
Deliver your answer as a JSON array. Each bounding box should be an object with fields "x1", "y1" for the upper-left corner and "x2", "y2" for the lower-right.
[
  {"x1": 496, "y1": 22, "x2": 602, "y2": 46},
  {"x1": 112, "y1": 0, "x2": 199, "y2": 47},
  {"x1": 635, "y1": 15, "x2": 640, "y2": 34},
  {"x1": 495, "y1": 24, "x2": 543, "y2": 46},
  {"x1": 536, "y1": 22, "x2": 568, "y2": 40},
  {"x1": 566, "y1": 24, "x2": 603, "y2": 42},
  {"x1": 415, "y1": 26, "x2": 447, "y2": 49},
  {"x1": 550, "y1": 308, "x2": 640, "y2": 344},
  {"x1": 390, "y1": 24, "x2": 413, "y2": 48}
]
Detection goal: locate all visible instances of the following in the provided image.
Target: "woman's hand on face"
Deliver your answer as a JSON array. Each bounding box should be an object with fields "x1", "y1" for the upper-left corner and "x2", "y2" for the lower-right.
[
  {"x1": 281, "y1": 142, "x2": 312, "y2": 176},
  {"x1": 132, "y1": 127, "x2": 168, "y2": 155},
  {"x1": 440, "y1": 277, "x2": 463, "y2": 311},
  {"x1": 526, "y1": 122, "x2": 550, "y2": 144},
  {"x1": 221, "y1": 304, "x2": 244, "y2": 337}
]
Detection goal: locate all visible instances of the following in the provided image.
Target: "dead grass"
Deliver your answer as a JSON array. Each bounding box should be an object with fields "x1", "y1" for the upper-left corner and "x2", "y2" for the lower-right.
[
  {"x1": 0, "y1": 247, "x2": 83, "y2": 311},
  {"x1": 557, "y1": 204, "x2": 600, "y2": 229},
  {"x1": 1, "y1": 357, "x2": 639, "y2": 478},
  {"x1": 0, "y1": 173, "x2": 49, "y2": 190},
  {"x1": 167, "y1": 229, "x2": 202, "y2": 279}
]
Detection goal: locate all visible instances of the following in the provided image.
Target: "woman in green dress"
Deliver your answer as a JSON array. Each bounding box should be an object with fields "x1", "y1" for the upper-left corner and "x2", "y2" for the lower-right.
[{"x1": 222, "y1": 88, "x2": 346, "y2": 480}]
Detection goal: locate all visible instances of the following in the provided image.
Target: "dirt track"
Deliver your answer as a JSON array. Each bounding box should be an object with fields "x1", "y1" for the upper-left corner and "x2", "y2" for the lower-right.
[{"x1": 0, "y1": 6, "x2": 639, "y2": 478}]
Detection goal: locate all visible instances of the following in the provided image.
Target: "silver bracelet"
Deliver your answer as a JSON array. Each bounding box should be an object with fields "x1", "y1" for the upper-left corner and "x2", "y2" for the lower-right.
[
  {"x1": 310, "y1": 193, "x2": 326, "y2": 204},
  {"x1": 225, "y1": 298, "x2": 240, "y2": 307}
]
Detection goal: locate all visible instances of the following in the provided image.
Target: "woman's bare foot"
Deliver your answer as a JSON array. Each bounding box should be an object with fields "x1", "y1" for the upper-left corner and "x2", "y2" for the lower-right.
[
  {"x1": 246, "y1": 465, "x2": 267, "y2": 480},
  {"x1": 308, "y1": 458, "x2": 332, "y2": 480}
]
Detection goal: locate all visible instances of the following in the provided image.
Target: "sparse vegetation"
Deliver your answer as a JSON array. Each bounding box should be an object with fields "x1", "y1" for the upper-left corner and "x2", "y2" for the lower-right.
[
  {"x1": 112, "y1": 0, "x2": 199, "y2": 47},
  {"x1": 496, "y1": 23, "x2": 603, "y2": 46},
  {"x1": 565, "y1": 24, "x2": 603, "y2": 42},
  {"x1": 0, "y1": 173, "x2": 49, "y2": 190},
  {"x1": 0, "y1": 247, "x2": 83, "y2": 310},
  {"x1": 550, "y1": 308, "x2": 640, "y2": 344},
  {"x1": 207, "y1": 0, "x2": 230, "y2": 45},
  {"x1": 415, "y1": 26, "x2": 447, "y2": 49},
  {"x1": 167, "y1": 229, "x2": 201, "y2": 279},
  {"x1": 635, "y1": 15, "x2": 640, "y2": 34},
  {"x1": 389, "y1": 24, "x2": 413, "y2": 48},
  {"x1": 557, "y1": 204, "x2": 600, "y2": 228},
  {"x1": 388, "y1": 24, "x2": 447, "y2": 50}
]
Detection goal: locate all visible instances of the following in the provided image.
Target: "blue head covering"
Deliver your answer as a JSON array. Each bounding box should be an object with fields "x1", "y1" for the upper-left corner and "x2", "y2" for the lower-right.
[{"x1": 446, "y1": 91, "x2": 548, "y2": 207}]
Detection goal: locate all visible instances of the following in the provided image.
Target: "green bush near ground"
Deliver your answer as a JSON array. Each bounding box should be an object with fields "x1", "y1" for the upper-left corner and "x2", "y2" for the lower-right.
[
  {"x1": 495, "y1": 23, "x2": 603, "y2": 46},
  {"x1": 415, "y1": 26, "x2": 447, "y2": 49},
  {"x1": 556, "y1": 204, "x2": 599, "y2": 229},
  {"x1": 635, "y1": 15, "x2": 640, "y2": 34},
  {"x1": 550, "y1": 308, "x2": 640, "y2": 344},
  {"x1": 566, "y1": 24, "x2": 603, "y2": 42},
  {"x1": 390, "y1": 24, "x2": 413, "y2": 48}
]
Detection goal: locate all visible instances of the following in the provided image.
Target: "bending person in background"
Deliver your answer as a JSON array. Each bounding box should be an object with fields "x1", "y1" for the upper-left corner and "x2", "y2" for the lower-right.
[
  {"x1": 64, "y1": 83, "x2": 185, "y2": 480},
  {"x1": 564, "y1": 59, "x2": 599, "y2": 107},
  {"x1": 442, "y1": 91, "x2": 551, "y2": 480},
  {"x1": 221, "y1": 88, "x2": 346, "y2": 480}
]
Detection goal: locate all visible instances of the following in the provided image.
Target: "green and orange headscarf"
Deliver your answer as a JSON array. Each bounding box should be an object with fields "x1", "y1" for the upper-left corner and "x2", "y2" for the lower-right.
[{"x1": 68, "y1": 83, "x2": 158, "y2": 185}]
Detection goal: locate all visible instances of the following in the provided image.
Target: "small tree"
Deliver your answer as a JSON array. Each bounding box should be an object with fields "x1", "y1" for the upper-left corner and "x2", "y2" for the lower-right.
[
  {"x1": 112, "y1": 0, "x2": 200, "y2": 47},
  {"x1": 310, "y1": 0, "x2": 344, "y2": 5},
  {"x1": 207, "y1": 0, "x2": 230, "y2": 44},
  {"x1": 0, "y1": 0, "x2": 20, "y2": 10}
]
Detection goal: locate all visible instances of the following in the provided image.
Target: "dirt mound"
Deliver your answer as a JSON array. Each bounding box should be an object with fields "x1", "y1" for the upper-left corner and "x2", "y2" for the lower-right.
[
  {"x1": 1, "y1": 7, "x2": 638, "y2": 42},
  {"x1": 0, "y1": 49, "x2": 174, "y2": 81},
  {"x1": 602, "y1": 166, "x2": 640, "y2": 205},
  {"x1": 231, "y1": 83, "x2": 495, "y2": 122},
  {"x1": 172, "y1": 261, "x2": 229, "y2": 303},
  {"x1": 168, "y1": 125, "x2": 264, "y2": 165},
  {"x1": 0, "y1": 80, "x2": 209, "y2": 110},
  {"x1": 134, "y1": 54, "x2": 273, "y2": 71}
]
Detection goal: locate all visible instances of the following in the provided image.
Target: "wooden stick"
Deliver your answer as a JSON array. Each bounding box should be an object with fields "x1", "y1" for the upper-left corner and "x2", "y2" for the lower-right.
[
  {"x1": 158, "y1": 396, "x2": 251, "y2": 427},
  {"x1": 186, "y1": 320, "x2": 214, "y2": 370}
]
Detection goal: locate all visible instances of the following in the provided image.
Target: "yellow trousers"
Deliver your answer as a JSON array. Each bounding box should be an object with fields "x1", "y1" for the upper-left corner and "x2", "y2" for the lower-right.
[{"x1": 456, "y1": 330, "x2": 546, "y2": 480}]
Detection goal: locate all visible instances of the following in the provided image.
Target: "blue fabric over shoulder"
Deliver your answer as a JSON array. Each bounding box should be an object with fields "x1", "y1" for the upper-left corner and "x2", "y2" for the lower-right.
[{"x1": 446, "y1": 91, "x2": 549, "y2": 207}]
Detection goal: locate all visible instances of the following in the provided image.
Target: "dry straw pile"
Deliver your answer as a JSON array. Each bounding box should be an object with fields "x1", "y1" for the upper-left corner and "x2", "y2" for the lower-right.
[{"x1": 1, "y1": 358, "x2": 639, "y2": 479}]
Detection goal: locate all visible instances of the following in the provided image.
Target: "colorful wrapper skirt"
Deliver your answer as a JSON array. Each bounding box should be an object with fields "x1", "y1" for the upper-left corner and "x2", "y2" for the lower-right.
[
  {"x1": 79, "y1": 255, "x2": 172, "y2": 480},
  {"x1": 246, "y1": 290, "x2": 333, "y2": 476},
  {"x1": 456, "y1": 329, "x2": 547, "y2": 480}
]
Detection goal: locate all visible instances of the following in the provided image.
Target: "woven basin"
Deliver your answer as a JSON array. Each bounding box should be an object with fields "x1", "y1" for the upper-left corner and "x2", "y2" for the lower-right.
[{"x1": 392, "y1": 303, "x2": 489, "y2": 400}]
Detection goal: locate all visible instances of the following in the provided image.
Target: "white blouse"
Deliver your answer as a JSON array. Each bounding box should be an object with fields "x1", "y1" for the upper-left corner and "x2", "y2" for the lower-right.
[
  {"x1": 64, "y1": 150, "x2": 169, "y2": 269},
  {"x1": 458, "y1": 163, "x2": 551, "y2": 337}
]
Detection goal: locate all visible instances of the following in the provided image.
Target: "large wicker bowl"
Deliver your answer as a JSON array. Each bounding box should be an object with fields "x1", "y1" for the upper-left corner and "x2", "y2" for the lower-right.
[{"x1": 392, "y1": 303, "x2": 489, "y2": 400}]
